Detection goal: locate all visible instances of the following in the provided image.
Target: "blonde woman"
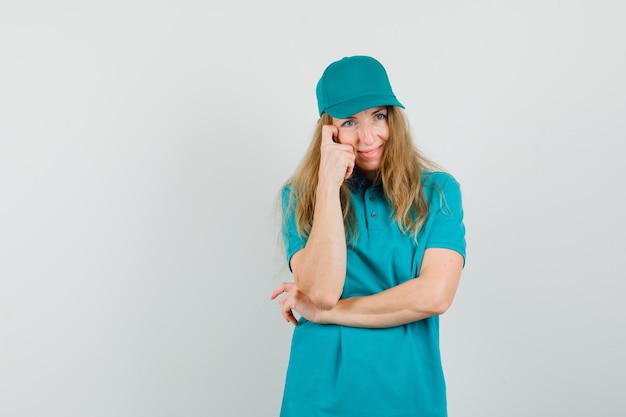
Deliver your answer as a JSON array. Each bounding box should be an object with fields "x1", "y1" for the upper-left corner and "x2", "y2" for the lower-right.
[{"x1": 271, "y1": 55, "x2": 466, "y2": 417}]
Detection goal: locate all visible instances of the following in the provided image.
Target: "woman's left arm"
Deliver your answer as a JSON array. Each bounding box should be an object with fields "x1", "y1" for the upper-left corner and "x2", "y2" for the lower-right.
[{"x1": 314, "y1": 247, "x2": 464, "y2": 328}]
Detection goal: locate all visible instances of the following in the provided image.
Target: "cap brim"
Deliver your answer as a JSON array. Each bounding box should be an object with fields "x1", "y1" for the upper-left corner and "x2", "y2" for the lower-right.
[{"x1": 323, "y1": 95, "x2": 404, "y2": 118}]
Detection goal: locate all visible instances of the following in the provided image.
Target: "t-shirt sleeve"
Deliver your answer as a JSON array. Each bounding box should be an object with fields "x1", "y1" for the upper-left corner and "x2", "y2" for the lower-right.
[
  {"x1": 424, "y1": 173, "x2": 467, "y2": 263},
  {"x1": 281, "y1": 185, "x2": 308, "y2": 271}
]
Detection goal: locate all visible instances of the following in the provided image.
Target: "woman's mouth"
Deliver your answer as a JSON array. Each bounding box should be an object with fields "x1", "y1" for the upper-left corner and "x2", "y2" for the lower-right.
[{"x1": 358, "y1": 145, "x2": 383, "y2": 159}]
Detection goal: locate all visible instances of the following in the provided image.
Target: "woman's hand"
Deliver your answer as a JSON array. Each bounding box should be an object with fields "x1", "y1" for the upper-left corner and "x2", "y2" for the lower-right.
[
  {"x1": 319, "y1": 125, "x2": 355, "y2": 188},
  {"x1": 269, "y1": 282, "x2": 322, "y2": 326}
]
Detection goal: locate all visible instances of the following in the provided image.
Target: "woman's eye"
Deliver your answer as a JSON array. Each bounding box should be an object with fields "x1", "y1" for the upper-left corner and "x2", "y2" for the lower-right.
[
  {"x1": 374, "y1": 113, "x2": 387, "y2": 121},
  {"x1": 342, "y1": 120, "x2": 356, "y2": 128}
]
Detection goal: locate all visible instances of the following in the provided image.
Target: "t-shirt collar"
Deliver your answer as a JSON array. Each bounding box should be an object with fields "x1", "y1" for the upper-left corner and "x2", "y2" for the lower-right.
[{"x1": 346, "y1": 170, "x2": 375, "y2": 192}]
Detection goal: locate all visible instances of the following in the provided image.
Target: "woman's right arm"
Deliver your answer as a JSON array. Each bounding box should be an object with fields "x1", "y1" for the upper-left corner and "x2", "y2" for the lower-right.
[{"x1": 290, "y1": 126, "x2": 355, "y2": 310}]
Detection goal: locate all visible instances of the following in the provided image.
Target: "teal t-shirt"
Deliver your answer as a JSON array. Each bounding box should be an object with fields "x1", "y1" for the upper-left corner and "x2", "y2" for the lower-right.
[{"x1": 280, "y1": 171, "x2": 466, "y2": 417}]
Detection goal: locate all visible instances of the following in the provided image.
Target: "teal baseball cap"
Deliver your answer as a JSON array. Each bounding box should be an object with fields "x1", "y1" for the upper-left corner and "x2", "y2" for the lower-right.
[{"x1": 316, "y1": 55, "x2": 404, "y2": 118}]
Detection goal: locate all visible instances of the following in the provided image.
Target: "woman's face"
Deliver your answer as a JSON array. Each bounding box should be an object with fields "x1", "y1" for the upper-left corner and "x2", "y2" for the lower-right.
[{"x1": 332, "y1": 106, "x2": 390, "y2": 180}]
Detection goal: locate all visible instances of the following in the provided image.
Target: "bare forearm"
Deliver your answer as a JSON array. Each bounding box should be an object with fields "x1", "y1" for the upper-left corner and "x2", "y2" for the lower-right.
[
  {"x1": 293, "y1": 185, "x2": 346, "y2": 309},
  {"x1": 320, "y1": 300, "x2": 431, "y2": 328},
  {"x1": 316, "y1": 279, "x2": 443, "y2": 328}
]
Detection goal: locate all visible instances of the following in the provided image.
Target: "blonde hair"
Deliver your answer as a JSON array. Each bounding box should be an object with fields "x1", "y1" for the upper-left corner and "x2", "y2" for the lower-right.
[{"x1": 284, "y1": 106, "x2": 441, "y2": 242}]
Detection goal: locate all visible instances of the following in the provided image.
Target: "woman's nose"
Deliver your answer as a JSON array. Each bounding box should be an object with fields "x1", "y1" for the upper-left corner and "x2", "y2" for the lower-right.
[{"x1": 357, "y1": 122, "x2": 375, "y2": 144}]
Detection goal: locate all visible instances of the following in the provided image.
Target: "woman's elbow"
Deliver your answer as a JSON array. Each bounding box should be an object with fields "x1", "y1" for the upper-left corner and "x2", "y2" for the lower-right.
[
  {"x1": 427, "y1": 293, "x2": 455, "y2": 316},
  {"x1": 309, "y1": 290, "x2": 341, "y2": 310},
  {"x1": 430, "y1": 301, "x2": 451, "y2": 316}
]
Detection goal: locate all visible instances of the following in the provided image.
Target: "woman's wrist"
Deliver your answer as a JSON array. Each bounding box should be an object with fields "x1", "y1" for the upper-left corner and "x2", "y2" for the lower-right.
[
  {"x1": 314, "y1": 305, "x2": 333, "y2": 325},
  {"x1": 314, "y1": 299, "x2": 345, "y2": 325}
]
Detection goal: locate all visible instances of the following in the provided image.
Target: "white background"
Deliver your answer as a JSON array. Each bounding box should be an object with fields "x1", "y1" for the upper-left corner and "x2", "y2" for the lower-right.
[{"x1": 1, "y1": 1, "x2": 625, "y2": 416}]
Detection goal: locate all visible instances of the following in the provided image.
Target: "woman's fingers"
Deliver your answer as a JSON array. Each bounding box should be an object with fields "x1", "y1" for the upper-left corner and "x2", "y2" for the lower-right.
[
  {"x1": 269, "y1": 282, "x2": 295, "y2": 300},
  {"x1": 280, "y1": 297, "x2": 299, "y2": 326},
  {"x1": 321, "y1": 124, "x2": 339, "y2": 144},
  {"x1": 283, "y1": 304, "x2": 299, "y2": 326},
  {"x1": 270, "y1": 282, "x2": 300, "y2": 326},
  {"x1": 320, "y1": 126, "x2": 355, "y2": 184}
]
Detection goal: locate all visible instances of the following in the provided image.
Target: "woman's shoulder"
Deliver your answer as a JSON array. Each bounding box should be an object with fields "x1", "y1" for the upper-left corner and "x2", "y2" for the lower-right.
[
  {"x1": 281, "y1": 180, "x2": 295, "y2": 197},
  {"x1": 421, "y1": 170, "x2": 460, "y2": 188},
  {"x1": 420, "y1": 171, "x2": 463, "y2": 209}
]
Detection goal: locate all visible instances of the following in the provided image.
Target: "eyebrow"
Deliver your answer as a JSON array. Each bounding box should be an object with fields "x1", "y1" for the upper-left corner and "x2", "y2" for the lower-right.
[{"x1": 368, "y1": 107, "x2": 387, "y2": 115}]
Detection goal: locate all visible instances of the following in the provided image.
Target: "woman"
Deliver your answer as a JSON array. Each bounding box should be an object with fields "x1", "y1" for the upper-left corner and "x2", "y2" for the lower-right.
[{"x1": 270, "y1": 55, "x2": 466, "y2": 417}]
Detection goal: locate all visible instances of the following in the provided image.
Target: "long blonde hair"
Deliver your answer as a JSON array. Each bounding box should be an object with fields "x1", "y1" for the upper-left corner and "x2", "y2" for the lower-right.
[{"x1": 285, "y1": 106, "x2": 441, "y2": 242}]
